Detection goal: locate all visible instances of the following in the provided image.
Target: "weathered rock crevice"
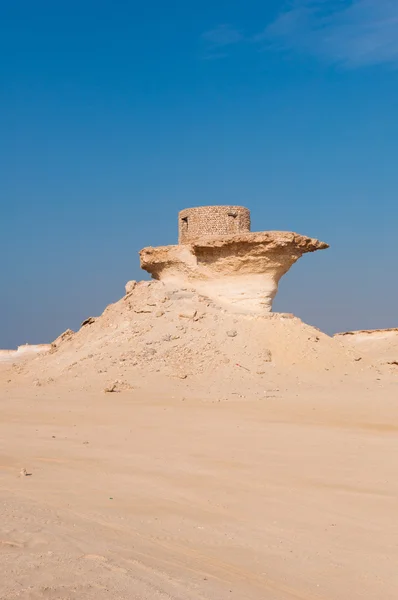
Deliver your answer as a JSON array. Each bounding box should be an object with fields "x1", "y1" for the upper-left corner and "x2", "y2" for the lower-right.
[{"x1": 140, "y1": 230, "x2": 328, "y2": 314}]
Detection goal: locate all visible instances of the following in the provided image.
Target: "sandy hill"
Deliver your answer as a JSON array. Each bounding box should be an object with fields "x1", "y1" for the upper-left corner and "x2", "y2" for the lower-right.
[
  {"x1": 335, "y1": 329, "x2": 398, "y2": 371},
  {"x1": 4, "y1": 279, "x2": 374, "y2": 396}
]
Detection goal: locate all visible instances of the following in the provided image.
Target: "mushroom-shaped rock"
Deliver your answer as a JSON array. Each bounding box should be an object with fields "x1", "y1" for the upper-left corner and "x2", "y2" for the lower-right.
[{"x1": 140, "y1": 231, "x2": 328, "y2": 314}]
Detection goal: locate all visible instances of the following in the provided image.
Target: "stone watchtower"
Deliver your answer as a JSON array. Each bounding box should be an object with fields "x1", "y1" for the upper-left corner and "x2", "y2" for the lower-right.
[
  {"x1": 178, "y1": 205, "x2": 251, "y2": 244},
  {"x1": 141, "y1": 205, "x2": 328, "y2": 314}
]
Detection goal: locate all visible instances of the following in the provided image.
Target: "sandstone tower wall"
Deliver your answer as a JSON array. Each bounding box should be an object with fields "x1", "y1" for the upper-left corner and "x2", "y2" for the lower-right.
[{"x1": 178, "y1": 206, "x2": 251, "y2": 244}]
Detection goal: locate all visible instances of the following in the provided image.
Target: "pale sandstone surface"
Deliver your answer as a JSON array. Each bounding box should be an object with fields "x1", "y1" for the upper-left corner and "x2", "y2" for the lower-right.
[
  {"x1": 0, "y1": 344, "x2": 51, "y2": 363},
  {"x1": 335, "y1": 328, "x2": 398, "y2": 372},
  {"x1": 0, "y1": 350, "x2": 16, "y2": 360},
  {"x1": 2, "y1": 279, "x2": 371, "y2": 394},
  {"x1": 16, "y1": 344, "x2": 52, "y2": 356},
  {"x1": 140, "y1": 232, "x2": 328, "y2": 313}
]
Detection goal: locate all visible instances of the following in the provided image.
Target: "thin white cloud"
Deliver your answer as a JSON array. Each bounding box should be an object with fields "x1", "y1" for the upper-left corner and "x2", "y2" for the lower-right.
[
  {"x1": 200, "y1": 24, "x2": 244, "y2": 59},
  {"x1": 261, "y1": 0, "x2": 398, "y2": 67},
  {"x1": 202, "y1": 24, "x2": 243, "y2": 47}
]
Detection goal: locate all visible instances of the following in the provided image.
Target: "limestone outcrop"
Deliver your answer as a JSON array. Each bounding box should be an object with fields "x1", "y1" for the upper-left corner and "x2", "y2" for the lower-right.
[
  {"x1": 0, "y1": 344, "x2": 51, "y2": 363},
  {"x1": 140, "y1": 230, "x2": 328, "y2": 313},
  {"x1": 9, "y1": 277, "x2": 362, "y2": 393},
  {"x1": 335, "y1": 328, "x2": 398, "y2": 368},
  {"x1": 1, "y1": 206, "x2": 330, "y2": 380}
]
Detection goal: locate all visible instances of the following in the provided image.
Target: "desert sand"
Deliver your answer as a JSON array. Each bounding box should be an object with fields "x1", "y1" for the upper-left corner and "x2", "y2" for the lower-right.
[
  {"x1": 1, "y1": 207, "x2": 397, "y2": 599},
  {"x1": 1, "y1": 374, "x2": 397, "y2": 599},
  {"x1": 1, "y1": 277, "x2": 397, "y2": 599}
]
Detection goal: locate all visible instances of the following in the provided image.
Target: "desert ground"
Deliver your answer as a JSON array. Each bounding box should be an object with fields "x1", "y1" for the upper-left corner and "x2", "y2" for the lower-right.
[
  {"x1": 1, "y1": 372, "x2": 397, "y2": 599},
  {"x1": 1, "y1": 281, "x2": 397, "y2": 599}
]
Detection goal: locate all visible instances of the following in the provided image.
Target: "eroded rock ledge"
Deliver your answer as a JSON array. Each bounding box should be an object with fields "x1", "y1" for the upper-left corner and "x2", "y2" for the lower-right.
[{"x1": 140, "y1": 231, "x2": 328, "y2": 313}]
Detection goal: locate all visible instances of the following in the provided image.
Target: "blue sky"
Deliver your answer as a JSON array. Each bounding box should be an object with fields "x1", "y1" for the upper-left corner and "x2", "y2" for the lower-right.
[{"x1": 1, "y1": 0, "x2": 397, "y2": 347}]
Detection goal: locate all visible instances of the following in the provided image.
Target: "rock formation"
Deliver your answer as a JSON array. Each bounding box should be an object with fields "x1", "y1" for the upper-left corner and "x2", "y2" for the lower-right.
[
  {"x1": 335, "y1": 328, "x2": 398, "y2": 369},
  {"x1": 0, "y1": 344, "x2": 51, "y2": 363},
  {"x1": 6, "y1": 277, "x2": 363, "y2": 393},
  {"x1": 141, "y1": 206, "x2": 328, "y2": 313},
  {"x1": 3, "y1": 205, "x2": 350, "y2": 393}
]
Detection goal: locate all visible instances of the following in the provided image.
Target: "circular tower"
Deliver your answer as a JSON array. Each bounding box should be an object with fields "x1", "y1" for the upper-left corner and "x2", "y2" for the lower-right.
[{"x1": 178, "y1": 205, "x2": 251, "y2": 244}]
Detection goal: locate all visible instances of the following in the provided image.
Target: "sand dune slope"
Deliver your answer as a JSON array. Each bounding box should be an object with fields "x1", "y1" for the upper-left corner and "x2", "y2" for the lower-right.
[{"x1": 5, "y1": 280, "x2": 368, "y2": 394}]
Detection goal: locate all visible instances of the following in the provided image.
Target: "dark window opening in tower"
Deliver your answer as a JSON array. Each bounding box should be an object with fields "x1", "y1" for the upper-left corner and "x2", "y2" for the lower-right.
[{"x1": 227, "y1": 212, "x2": 238, "y2": 233}]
